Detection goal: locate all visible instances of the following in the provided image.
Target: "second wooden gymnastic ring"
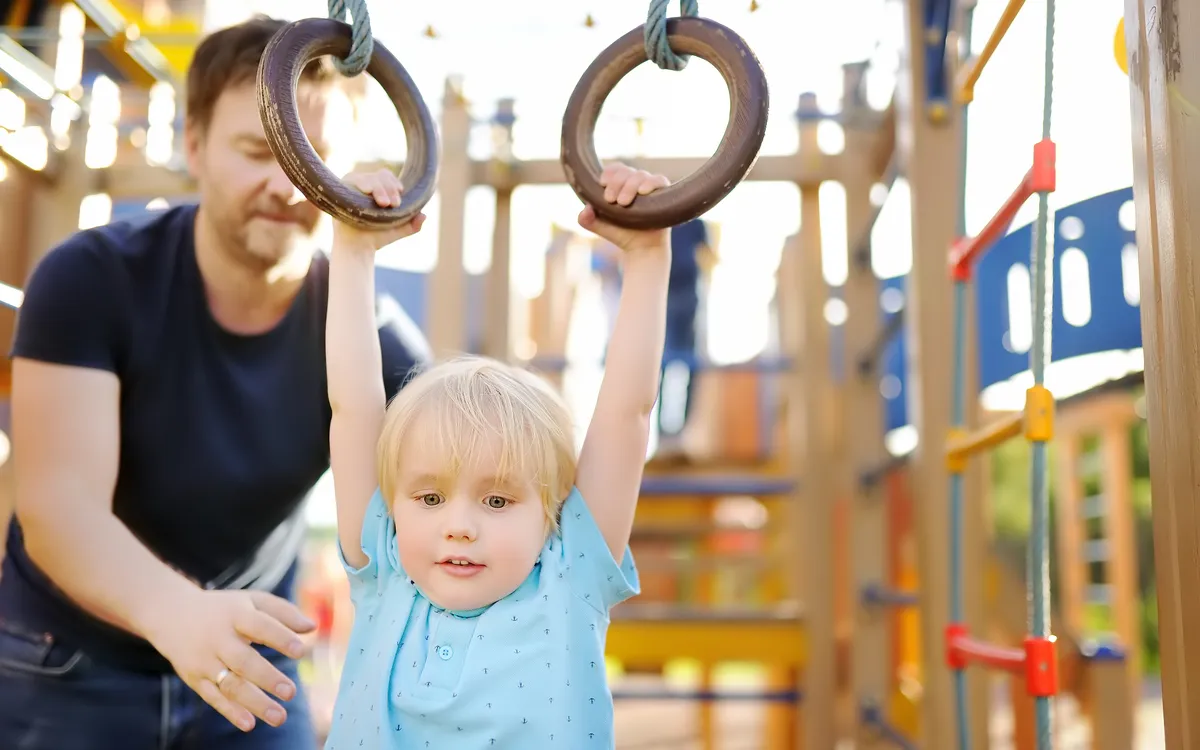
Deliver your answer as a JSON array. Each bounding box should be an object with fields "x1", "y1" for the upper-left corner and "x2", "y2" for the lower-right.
[
  {"x1": 257, "y1": 18, "x2": 439, "y2": 229},
  {"x1": 561, "y1": 17, "x2": 769, "y2": 230}
]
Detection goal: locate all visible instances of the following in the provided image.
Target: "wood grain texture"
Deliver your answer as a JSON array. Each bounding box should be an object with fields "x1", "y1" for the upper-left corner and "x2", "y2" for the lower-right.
[
  {"x1": 560, "y1": 17, "x2": 768, "y2": 230},
  {"x1": 256, "y1": 18, "x2": 439, "y2": 228}
]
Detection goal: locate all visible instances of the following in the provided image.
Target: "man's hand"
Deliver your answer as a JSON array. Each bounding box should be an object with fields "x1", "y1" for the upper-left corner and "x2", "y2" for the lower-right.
[
  {"x1": 143, "y1": 588, "x2": 316, "y2": 732},
  {"x1": 577, "y1": 163, "x2": 671, "y2": 253},
  {"x1": 332, "y1": 168, "x2": 426, "y2": 252}
]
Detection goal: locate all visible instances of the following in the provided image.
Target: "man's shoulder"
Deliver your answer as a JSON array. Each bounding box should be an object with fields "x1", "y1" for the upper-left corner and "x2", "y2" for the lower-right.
[{"x1": 35, "y1": 203, "x2": 197, "y2": 277}]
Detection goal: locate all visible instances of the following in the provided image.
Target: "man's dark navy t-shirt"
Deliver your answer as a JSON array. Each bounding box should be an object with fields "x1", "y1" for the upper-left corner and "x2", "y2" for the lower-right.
[
  {"x1": 0, "y1": 204, "x2": 430, "y2": 671},
  {"x1": 668, "y1": 218, "x2": 709, "y2": 308}
]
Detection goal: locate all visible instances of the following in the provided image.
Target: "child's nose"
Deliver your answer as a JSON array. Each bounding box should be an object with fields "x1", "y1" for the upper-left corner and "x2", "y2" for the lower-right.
[{"x1": 443, "y1": 504, "x2": 477, "y2": 540}]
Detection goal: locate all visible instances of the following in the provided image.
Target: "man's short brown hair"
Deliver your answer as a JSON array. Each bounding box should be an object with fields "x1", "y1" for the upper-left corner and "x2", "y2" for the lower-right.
[{"x1": 185, "y1": 14, "x2": 339, "y2": 133}]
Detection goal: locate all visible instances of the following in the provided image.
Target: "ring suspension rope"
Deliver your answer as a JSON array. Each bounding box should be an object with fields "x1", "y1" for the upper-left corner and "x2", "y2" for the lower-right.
[
  {"x1": 327, "y1": 0, "x2": 373, "y2": 76},
  {"x1": 644, "y1": 0, "x2": 699, "y2": 70},
  {"x1": 947, "y1": 0, "x2": 1058, "y2": 747}
]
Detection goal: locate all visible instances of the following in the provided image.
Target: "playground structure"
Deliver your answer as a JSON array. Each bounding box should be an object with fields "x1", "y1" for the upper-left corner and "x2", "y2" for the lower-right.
[{"x1": 0, "y1": 0, "x2": 1183, "y2": 748}]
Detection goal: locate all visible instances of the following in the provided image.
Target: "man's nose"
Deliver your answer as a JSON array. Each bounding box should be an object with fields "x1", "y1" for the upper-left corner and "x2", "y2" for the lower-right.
[{"x1": 265, "y1": 160, "x2": 304, "y2": 205}]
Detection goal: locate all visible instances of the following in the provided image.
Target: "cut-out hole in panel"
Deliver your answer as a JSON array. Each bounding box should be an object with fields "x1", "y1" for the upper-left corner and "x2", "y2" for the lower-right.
[
  {"x1": 1006, "y1": 263, "x2": 1032, "y2": 353},
  {"x1": 1122, "y1": 243, "x2": 1140, "y2": 306},
  {"x1": 880, "y1": 374, "x2": 902, "y2": 400},
  {"x1": 880, "y1": 286, "x2": 904, "y2": 314},
  {"x1": 1059, "y1": 215, "x2": 1085, "y2": 241},
  {"x1": 1060, "y1": 247, "x2": 1092, "y2": 327},
  {"x1": 1119, "y1": 200, "x2": 1136, "y2": 232}
]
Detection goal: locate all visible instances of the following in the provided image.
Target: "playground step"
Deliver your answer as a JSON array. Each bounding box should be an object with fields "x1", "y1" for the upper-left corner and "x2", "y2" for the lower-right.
[
  {"x1": 608, "y1": 603, "x2": 807, "y2": 666},
  {"x1": 1082, "y1": 493, "x2": 1106, "y2": 519},
  {"x1": 1082, "y1": 538, "x2": 1110, "y2": 562},
  {"x1": 1085, "y1": 583, "x2": 1113, "y2": 606},
  {"x1": 639, "y1": 474, "x2": 799, "y2": 497}
]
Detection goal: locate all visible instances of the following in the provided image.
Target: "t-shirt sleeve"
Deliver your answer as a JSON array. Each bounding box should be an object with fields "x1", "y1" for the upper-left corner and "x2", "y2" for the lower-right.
[
  {"x1": 557, "y1": 487, "x2": 640, "y2": 613},
  {"x1": 375, "y1": 291, "x2": 431, "y2": 401},
  {"x1": 338, "y1": 488, "x2": 405, "y2": 602},
  {"x1": 10, "y1": 235, "x2": 126, "y2": 372}
]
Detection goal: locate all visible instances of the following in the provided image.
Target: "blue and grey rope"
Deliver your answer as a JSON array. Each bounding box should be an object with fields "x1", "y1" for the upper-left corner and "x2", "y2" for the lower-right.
[
  {"x1": 950, "y1": 3, "x2": 976, "y2": 746},
  {"x1": 328, "y1": 0, "x2": 373, "y2": 77},
  {"x1": 1029, "y1": 0, "x2": 1057, "y2": 746},
  {"x1": 644, "y1": 0, "x2": 699, "y2": 71}
]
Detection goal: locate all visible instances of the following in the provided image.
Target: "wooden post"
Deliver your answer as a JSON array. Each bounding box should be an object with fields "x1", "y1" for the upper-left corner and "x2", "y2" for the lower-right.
[
  {"x1": 1122, "y1": 0, "x2": 1200, "y2": 745},
  {"x1": 484, "y1": 98, "x2": 515, "y2": 361},
  {"x1": 794, "y1": 90, "x2": 837, "y2": 750},
  {"x1": 895, "y1": 0, "x2": 963, "y2": 746},
  {"x1": 1099, "y1": 417, "x2": 1141, "y2": 711},
  {"x1": 840, "y1": 61, "x2": 891, "y2": 749},
  {"x1": 429, "y1": 76, "x2": 470, "y2": 358}
]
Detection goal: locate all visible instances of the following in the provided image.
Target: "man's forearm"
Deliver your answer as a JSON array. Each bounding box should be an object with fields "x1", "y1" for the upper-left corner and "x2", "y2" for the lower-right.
[{"x1": 22, "y1": 504, "x2": 201, "y2": 638}]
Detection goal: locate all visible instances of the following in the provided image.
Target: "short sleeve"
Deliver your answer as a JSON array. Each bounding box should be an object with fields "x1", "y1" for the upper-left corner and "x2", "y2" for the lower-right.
[
  {"x1": 375, "y1": 292, "x2": 431, "y2": 401},
  {"x1": 338, "y1": 488, "x2": 404, "y2": 601},
  {"x1": 11, "y1": 236, "x2": 126, "y2": 372},
  {"x1": 557, "y1": 487, "x2": 640, "y2": 612}
]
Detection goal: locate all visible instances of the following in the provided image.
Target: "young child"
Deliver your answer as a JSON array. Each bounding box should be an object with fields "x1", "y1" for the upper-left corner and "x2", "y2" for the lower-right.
[{"x1": 321, "y1": 163, "x2": 672, "y2": 749}]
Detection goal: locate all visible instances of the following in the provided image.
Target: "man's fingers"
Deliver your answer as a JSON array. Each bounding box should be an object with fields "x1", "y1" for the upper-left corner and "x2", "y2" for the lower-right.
[
  {"x1": 234, "y1": 607, "x2": 306, "y2": 660},
  {"x1": 194, "y1": 676, "x2": 257, "y2": 733},
  {"x1": 219, "y1": 671, "x2": 288, "y2": 728},
  {"x1": 218, "y1": 638, "x2": 296, "y2": 702},
  {"x1": 251, "y1": 592, "x2": 317, "y2": 633}
]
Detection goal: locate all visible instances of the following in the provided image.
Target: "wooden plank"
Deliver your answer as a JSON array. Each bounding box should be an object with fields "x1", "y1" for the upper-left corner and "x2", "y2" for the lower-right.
[
  {"x1": 794, "y1": 90, "x2": 837, "y2": 750},
  {"x1": 895, "y1": 0, "x2": 963, "y2": 746},
  {"x1": 1053, "y1": 433, "x2": 1087, "y2": 638},
  {"x1": 1100, "y1": 418, "x2": 1142, "y2": 714},
  {"x1": 1122, "y1": 0, "x2": 1199, "y2": 745}
]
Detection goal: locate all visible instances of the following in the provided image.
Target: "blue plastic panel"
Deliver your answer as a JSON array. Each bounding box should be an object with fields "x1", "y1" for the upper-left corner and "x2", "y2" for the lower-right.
[{"x1": 975, "y1": 186, "x2": 1140, "y2": 389}]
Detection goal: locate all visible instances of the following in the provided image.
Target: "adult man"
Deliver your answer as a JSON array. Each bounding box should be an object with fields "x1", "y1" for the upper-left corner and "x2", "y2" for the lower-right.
[
  {"x1": 657, "y1": 217, "x2": 715, "y2": 456},
  {"x1": 0, "y1": 15, "x2": 429, "y2": 749}
]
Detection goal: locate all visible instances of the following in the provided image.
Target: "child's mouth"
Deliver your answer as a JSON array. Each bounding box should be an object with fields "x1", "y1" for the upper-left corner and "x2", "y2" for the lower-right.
[{"x1": 438, "y1": 559, "x2": 485, "y2": 577}]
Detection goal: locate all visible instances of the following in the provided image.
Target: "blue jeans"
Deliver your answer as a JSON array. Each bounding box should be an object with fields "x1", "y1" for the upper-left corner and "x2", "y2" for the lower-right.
[{"x1": 0, "y1": 616, "x2": 316, "y2": 750}]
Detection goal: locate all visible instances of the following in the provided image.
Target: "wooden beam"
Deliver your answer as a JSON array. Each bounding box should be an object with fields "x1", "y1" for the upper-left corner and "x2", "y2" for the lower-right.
[
  {"x1": 896, "y1": 0, "x2": 964, "y2": 746},
  {"x1": 793, "y1": 91, "x2": 838, "y2": 750},
  {"x1": 841, "y1": 60, "x2": 893, "y2": 750},
  {"x1": 102, "y1": 148, "x2": 853, "y2": 203},
  {"x1": 1122, "y1": 0, "x2": 1198, "y2": 744}
]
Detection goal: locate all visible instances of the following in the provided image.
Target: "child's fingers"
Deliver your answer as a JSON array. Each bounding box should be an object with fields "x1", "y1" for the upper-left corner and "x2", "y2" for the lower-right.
[
  {"x1": 616, "y1": 170, "x2": 650, "y2": 206},
  {"x1": 637, "y1": 174, "x2": 670, "y2": 195}
]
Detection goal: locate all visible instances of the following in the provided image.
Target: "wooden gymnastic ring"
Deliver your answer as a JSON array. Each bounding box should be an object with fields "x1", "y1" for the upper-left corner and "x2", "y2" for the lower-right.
[
  {"x1": 561, "y1": 17, "x2": 769, "y2": 230},
  {"x1": 257, "y1": 18, "x2": 439, "y2": 229}
]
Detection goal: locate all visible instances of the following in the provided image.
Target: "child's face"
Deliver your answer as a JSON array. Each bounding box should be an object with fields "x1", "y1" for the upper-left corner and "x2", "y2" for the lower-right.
[{"x1": 391, "y1": 422, "x2": 550, "y2": 612}]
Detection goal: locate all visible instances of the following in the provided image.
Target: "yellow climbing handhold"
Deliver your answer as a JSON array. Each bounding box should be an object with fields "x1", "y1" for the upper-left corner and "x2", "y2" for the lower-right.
[
  {"x1": 1114, "y1": 17, "x2": 1128, "y2": 75},
  {"x1": 584, "y1": 13, "x2": 596, "y2": 28}
]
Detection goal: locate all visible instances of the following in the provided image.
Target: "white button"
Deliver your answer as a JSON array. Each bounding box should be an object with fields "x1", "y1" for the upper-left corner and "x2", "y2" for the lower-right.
[{"x1": 437, "y1": 645, "x2": 453, "y2": 660}]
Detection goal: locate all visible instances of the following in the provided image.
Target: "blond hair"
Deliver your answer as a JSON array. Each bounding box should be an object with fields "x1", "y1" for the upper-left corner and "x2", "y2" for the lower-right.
[{"x1": 377, "y1": 356, "x2": 577, "y2": 530}]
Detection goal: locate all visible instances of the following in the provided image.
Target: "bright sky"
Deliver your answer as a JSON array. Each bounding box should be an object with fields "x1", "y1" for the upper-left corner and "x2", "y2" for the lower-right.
[{"x1": 196, "y1": 0, "x2": 1140, "y2": 521}]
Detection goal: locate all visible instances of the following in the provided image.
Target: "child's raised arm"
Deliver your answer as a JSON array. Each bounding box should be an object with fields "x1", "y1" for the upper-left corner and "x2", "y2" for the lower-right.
[
  {"x1": 327, "y1": 169, "x2": 425, "y2": 570},
  {"x1": 574, "y1": 164, "x2": 672, "y2": 561}
]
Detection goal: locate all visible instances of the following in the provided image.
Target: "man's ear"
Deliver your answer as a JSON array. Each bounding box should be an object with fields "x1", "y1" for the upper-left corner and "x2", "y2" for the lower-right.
[{"x1": 183, "y1": 119, "x2": 204, "y2": 177}]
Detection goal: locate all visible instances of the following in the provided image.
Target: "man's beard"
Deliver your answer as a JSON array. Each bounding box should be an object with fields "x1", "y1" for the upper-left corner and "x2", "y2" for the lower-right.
[{"x1": 223, "y1": 207, "x2": 319, "y2": 274}]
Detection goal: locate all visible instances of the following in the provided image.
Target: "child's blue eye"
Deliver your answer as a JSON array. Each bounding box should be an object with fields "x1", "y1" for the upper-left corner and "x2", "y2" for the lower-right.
[
  {"x1": 420, "y1": 494, "x2": 442, "y2": 507},
  {"x1": 486, "y1": 496, "x2": 508, "y2": 509}
]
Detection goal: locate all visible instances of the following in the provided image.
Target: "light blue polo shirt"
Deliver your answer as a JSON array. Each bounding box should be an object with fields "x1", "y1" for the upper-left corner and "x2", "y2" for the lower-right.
[{"x1": 323, "y1": 486, "x2": 640, "y2": 749}]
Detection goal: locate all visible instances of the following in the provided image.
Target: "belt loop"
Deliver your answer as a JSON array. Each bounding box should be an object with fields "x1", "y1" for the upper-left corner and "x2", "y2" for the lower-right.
[{"x1": 159, "y1": 674, "x2": 171, "y2": 750}]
